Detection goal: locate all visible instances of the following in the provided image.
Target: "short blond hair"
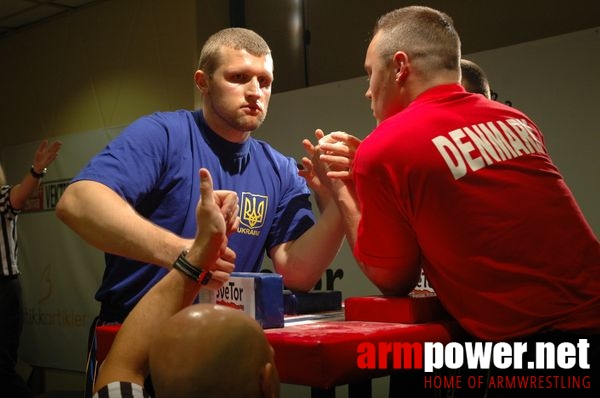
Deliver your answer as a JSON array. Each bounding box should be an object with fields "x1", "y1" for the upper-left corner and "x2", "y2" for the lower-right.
[{"x1": 198, "y1": 28, "x2": 271, "y2": 75}]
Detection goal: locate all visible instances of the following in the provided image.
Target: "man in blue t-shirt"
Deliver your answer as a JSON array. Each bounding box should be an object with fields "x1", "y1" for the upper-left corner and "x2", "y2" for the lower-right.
[{"x1": 56, "y1": 27, "x2": 344, "y2": 396}]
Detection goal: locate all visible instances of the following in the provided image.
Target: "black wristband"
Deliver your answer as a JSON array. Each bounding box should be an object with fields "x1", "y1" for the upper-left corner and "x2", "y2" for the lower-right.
[
  {"x1": 172, "y1": 250, "x2": 212, "y2": 285},
  {"x1": 30, "y1": 165, "x2": 47, "y2": 179}
]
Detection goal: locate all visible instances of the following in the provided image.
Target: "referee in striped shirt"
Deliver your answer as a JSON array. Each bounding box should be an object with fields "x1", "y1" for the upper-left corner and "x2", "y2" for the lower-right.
[{"x1": 0, "y1": 139, "x2": 61, "y2": 398}]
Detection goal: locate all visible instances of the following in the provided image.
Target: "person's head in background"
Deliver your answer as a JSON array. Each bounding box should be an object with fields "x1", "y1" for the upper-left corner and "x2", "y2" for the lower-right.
[
  {"x1": 148, "y1": 303, "x2": 279, "y2": 398},
  {"x1": 460, "y1": 58, "x2": 491, "y2": 99},
  {"x1": 365, "y1": 5, "x2": 461, "y2": 124}
]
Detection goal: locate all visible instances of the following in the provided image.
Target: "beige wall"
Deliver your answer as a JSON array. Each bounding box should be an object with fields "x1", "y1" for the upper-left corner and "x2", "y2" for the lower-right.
[{"x1": 0, "y1": 0, "x2": 199, "y2": 150}]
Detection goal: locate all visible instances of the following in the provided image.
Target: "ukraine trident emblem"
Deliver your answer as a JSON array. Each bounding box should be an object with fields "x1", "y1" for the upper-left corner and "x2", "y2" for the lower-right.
[{"x1": 240, "y1": 192, "x2": 268, "y2": 229}]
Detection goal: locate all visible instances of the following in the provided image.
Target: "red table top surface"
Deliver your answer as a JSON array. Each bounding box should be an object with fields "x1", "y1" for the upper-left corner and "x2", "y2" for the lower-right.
[{"x1": 264, "y1": 320, "x2": 464, "y2": 388}]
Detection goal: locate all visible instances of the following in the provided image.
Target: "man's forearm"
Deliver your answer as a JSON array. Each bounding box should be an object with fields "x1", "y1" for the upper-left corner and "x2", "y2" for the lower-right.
[
  {"x1": 331, "y1": 181, "x2": 361, "y2": 252},
  {"x1": 272, "y1": 200, "x2": 345, "y2": 291},
  {"x1": 56, "y1": 181, "x2": 190, "y2": 268},
  {"x1": 9, "y1": 172, "x2": 42, "y2": 209}
]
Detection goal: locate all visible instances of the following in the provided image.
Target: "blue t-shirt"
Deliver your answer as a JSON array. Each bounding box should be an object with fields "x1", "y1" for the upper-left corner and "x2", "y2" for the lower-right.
[{"x1": 74, "y1": 110, "x2": 315, "y2": 321}]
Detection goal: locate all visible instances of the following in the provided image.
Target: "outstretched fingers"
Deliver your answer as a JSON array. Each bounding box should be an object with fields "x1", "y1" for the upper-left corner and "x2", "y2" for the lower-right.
[{"x1": 34, "y1": 139, "x2": 62, "y2": 169}]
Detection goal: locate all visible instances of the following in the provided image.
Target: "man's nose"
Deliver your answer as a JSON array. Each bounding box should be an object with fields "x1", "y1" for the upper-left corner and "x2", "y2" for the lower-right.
[{"x1": 246, "y1": 77, "x2": 261, "y2": 96}]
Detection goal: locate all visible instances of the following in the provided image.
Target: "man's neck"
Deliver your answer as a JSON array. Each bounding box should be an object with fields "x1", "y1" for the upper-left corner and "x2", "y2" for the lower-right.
[
  {"x1": 201, "y1": 108, "x2": 251, "y2": 144},
  {"x1": 405, "y1": 71, "x2": 460, "y2": 105}
]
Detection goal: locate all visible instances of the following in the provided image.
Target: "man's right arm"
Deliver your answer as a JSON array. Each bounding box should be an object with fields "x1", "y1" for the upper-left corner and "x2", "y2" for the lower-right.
[
  {"x1": 55, "y1": 180, "x2": 191, "y2": 268},
  {"x1": 92, "y1": 168, "x2": 238, "y2": 394},
  {"x1": 329, "y1": 180, "x2": 361, "y2": 251}
]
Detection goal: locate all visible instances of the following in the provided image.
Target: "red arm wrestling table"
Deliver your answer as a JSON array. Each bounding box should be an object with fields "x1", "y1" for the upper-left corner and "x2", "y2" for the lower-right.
[
  {"x1": 95, "y1": 295, "x2": 466, "y2": 398},
  {"x1": 265, "y1": 318, "x2": 464, "y2": 398}
]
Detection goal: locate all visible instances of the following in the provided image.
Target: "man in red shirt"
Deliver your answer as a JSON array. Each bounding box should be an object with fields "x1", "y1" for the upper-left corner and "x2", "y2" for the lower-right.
[{"x1": 306, "y1": 5, "x2": 599, "y2": 396}]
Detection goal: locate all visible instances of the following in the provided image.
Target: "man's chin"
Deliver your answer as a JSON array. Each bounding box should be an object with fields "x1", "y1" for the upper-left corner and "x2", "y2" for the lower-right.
[{"x1": 237, "y1": 116, "x2": 265, "y2": 132}]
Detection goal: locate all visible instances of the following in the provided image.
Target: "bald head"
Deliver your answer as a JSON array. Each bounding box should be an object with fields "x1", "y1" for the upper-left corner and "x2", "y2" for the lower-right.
[{"x1": 149, "y1": 304, "x2": 279, "y2": 398}]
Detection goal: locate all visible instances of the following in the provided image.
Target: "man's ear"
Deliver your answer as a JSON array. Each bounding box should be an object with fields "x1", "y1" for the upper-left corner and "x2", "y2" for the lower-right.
[
  {"x1": 260, "y1": 362, "x2": 279, "y2": 398},
  {"x1": 194, "y1": 70, "x2": 208, "y2": 93},
  {"x1": 393, "y1": 51, "x2": 409, "y2": 82}
]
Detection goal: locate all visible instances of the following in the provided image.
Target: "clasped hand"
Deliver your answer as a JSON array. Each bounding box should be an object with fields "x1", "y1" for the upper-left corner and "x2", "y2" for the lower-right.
[{"x1": 300, "y1": 129, "x2": 362, "y2": 192}]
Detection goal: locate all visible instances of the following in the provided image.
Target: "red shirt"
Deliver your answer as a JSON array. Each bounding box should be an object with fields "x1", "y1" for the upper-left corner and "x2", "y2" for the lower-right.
[{"x1": 353, "y1": 83, "x2": 600, "y2": 341}]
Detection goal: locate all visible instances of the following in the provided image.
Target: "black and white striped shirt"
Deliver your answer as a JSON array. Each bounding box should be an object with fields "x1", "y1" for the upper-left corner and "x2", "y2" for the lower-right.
[
  {"x1": 0, "y1": 185, "x2": 20, "y2": 277},
  {"x1": 93, "y1": 381, "x2": 149, "y2": 398}
]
